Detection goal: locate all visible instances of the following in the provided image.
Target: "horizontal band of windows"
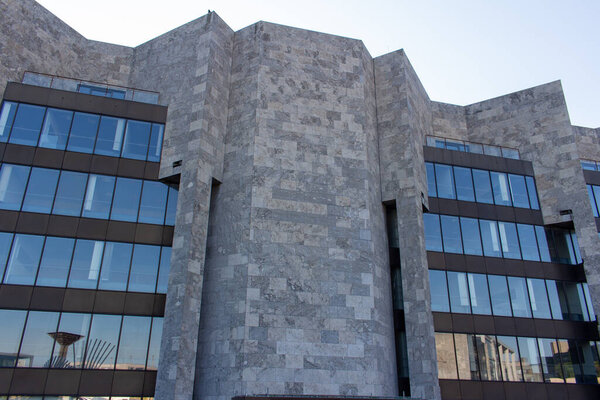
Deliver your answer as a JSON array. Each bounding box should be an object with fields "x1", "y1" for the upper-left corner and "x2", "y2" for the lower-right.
[
  {"x1": 435, "y1": 332, "x2": 600, "y2": 385},
  {"x1": 428, "y1": 197, "x2": 543, "y2": 225},
  {"x1": 0, "y1": 163, "x2": 177, "y2": 226},
  {"x1": 0, "y1": 101, "x2": 163, "y2": 162},
  {"x1": 429, "y1": 270, "x2": 595, "y2": 322},
  {"x1": 4, "y1": 396, "x2": 154, "y2": 400},
  {"x1": 0, "y1": 285, "x2": 165, "y2": 317},
  {"x1": 0, "y1": 233, "x2": 171, "y2": 294},
  {"x1": 425, "y1": 136, "x2": 520, "y2": 160},
  {"x1": 423, "y1": 146, "x2": 534, "y2": 175}
]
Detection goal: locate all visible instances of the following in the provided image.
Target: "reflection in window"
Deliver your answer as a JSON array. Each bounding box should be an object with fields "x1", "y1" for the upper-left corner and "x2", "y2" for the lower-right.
[
  {"x1": 138, "y1": 181, "x2": 168, "y2": 224},
  {"x1": 537, "y1": 338, "x2": 564, "y2": 383},
  {"x1": 460, "y1": 217, "x2": 482, "y2": 256},
  {"x1": 525, "y1": 177, "x2": 539, "y2": 210},
  {"x1": 507, "y1": 277, "x2": 532, "y2": 318},
  {"x1": 454, "y1": 333, "x2": 479, "y2": 380},
  {"x1": 517, "y1": 224, "x2": 539, "y2": 261},
  {"x1": 468, "y1": 273, "x2": 491, "y2": 315},
  {"x1": 98, "y1": 242, "x2": 132, "y2": 291},
  {"x1": 582, "y1": 283, "x2": 596, "y2": 322},
  {"x1": 116, "y1": 316, "x2": 151, "y2": 370},
  {"x1": 423, "y1": 214, "x2": 442, "y2": 252},
  {"x1": 454, "y1": 166, "x2": 474, "y2": 202},
  {"x1": 496, "y1": 336, "x2": 523, "y2": 382},
  {"x1": 588, "y1": 185, "x2": 598, "y2": 217},
  {"x1": 527, "y1": 278, "x2": 551, "y2": 319},
  {"x1": 556, "y1": 339, "x2": 582, "y2": 383},
  {"x1": 0, "y1": 164, "x2": 31, "y2": 210},
  {"x1": 479, "y1": 220, "x2": 501, "y2": 258},
  {"x1": 472, "y1": 169, "x2": 493, "y2": 204},
  {"x1": 122, "y1": 120, "x2": 151, "y2": 160},
  {"x1": 508, "y1": 174, "x2": 529, "y2": 208},
  {"x1": 440, "y1": 215, "x2": 462, "y2": 254},
  {"x1": 38, "y1": 108, "x2": 73, "y2": 150},
  {"x1": 53, "y1": 313, "x2": 91, "y2": 368},
  {"x1": 68, "y1": 240, "x2": 104, "y2": 289},
  {"x1": 165, "y1": 186, "x2": 178, "y2": 226},
  {"x1": 111, "y1": 177, "x2": 142, "y2": 222},
  {"x1": 18, "y1": 311, "x2": 60, "y2": 368},
  {"x1": 84, "y1": 314, "x2": 121, "y2": 369},
  {"x1": 146, "y1": 318, "x2": 163, "y2": 370},
  {"x1": 535, "y1": 226, "x2": 551, "y2": 262},
  {"x1": 36, "y1": 237, "x2": 75, "y2": 287},
  {"x1": 9, "y1": 104, "x2": 45, "y2": 146},
  {"x1": 0, "y1": 309, "x2": 27, "y2": 367},
  {"x1": 578, "y1": 341, "x2": 600, "y2": 384},
  {"x1": 67, "y1": 112, "x2": 99, "y2": 153},
  {"x1": 156, "y1": 247, "x2": 171, "y2": 294},
  {"x1": 498, "y1": 222, "x2": 521, "y2": 259},
  {"x1": 429, "y1": 270, "x2": 449, "y2": 312},
  {"x1": 447, "y1": 271, "x2": 470, "y2": 314},
  {"x1": 518, "y1": 337, "x2": 543, "y2": 382},
  {"x1": 488, "y1": 275, "x2": 512, "y2": 317},
  {"x1": 52, "y1": 171, "x2": 87, "y2": 216},
  {"x1": 21, "y1": 167, "x2": 60, "y2": 213},
  {"x1": 3, "y1": 234, "x2": 44, "y2": 285},
  {"x1": 0, "y1": 232, "x2": 14, "y2": 281},
  {"x1": 128, "y1": 244, "x2": 160, "y2": 293},
  {"x1": 94, "y1": 116, "x2": 125, "y2": 157},
  {"x1": 475, "y1": 334, "x2": 501, "y2": 381},
  {"x1": 490, "y1": 172, "x2": 511, "y2": 206},
  {"x1": 426, "y1": 162, "x2": 436, "y2": 197},
  {"x1": 435, "y1": 332, "x2": 457, "y2": 379},
  {"x1": 82, "y1": 175, "x2": 115, "y2": 219},
  {"x1": 0, "y1": 101, "x2": 18, "y2": 142},
  {"x1": 435, "y1": 164, "x2": 455, "y2": 199},
  {"x1": 147, "y1": 124, "x2": 164, "y2": 162}
]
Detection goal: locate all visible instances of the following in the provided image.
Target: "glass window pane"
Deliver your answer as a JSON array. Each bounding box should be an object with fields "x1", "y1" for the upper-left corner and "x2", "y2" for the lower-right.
[
  {"x1": 577, "y1": 284, "x2": 590, "y2": 321},
  {"x1": 537, "y1": 338, "x2": 564, "y2": 383},
  {"x1": 434, "y1": 138, "x2": 446, "y2": 149},
  {"x1": 52, "y1": 171, "x2": 87, "y2": 216},
  {"x1": 4, "y1": 234, "x2": 44, "y2": 285},
  {"x1": 156, "y1": 247, "x2": 171, "y2": 294},
  {"x1": 84, "y1": 314, "x2": 121, "y2": 369},
  {"x1": 435, "y1": 164, "x2": 455, "y2": 199},
  {"x1": 0, "y1": 164, "x2": 31, "y2": 210},
  {"x1": 484, "y1": 145, "x2": 502, "y2": 157},
  {"x1": 38, "y1": 108, "x2": 73, "y2": 150},
  {"x1": 465, "y1": 142, "x2": 483, "y2": 154},
  {"x1": 518, "y1": 337, "x2": 543, "y2": 382},
  {"x1": 517, "y1": 224, "x2": 540, "y2": 261},
  {"x1": 426, "y1": 136, "x2": 436, "y2": 147},
  {"x1": 508, "y1": 276, "x2": 532, "y2": 318},
  {"x1": 423, "y1": 214, "x2": 442, "y2": 252},
  {"x1": 429, "y1": 270, "x2": 449, "y2": 312},
  {"x1": 66, "y1": 112, "x2": 99, "y2": 153},
  {"x1": 453, "y1": 166, "x2": 474, "y2": 202},
  {"x1": 546, "y1": 280, "x2": 565, "y2": 320},
  {"x1": 441, "y1": 215, "x2": 462, "y2": 254},
  {"x1": 479, "y1": 220, "x2": 501, "y2": 258},
  {"x1": 556, "y1": 339, "x2": 582, "y2": 383},
  {"x1": 21, "y1": 167, "x2": 59, "y2": 213},
  {"x1": 116, "y1": 316, "x2": 151, "y2": 370},
  {"x1": 128, "y1": 244, "x2": 160, "y2": 293},
  {"x1": 0, "y1": 101, "x2": 18, "y2": 142},
  {"x1": 165, "y1": 186, "x2": 178, "y2": 226},
  {"x1": 468, "y1": 273, "x2": 491, "y2": 315},
  {"x1": 578, "y1": 341, "x2": 600, "y2": 384},
  {"x1": 496, "y1": 335, "x2": 523, "y2": 381},
  {"x1": 475, "y1": 334, "x2": 501, "y2": 381},
  {"x1": 473, "y1": 169, "x2": 493, "y2": 204},
  {"x1": 498, "y1": 222, "x2": 521, "y2": 259},
  {"x1": 146, "y1": 318, "x2": 163, "y2": 370},
  {"x1": 525, "y1": 177, "x2": 539, "y2": 210},
  {"x1": 535, "y1": 226, "x2": 551, "y2": 262},
  {"x1": 588, "y1": 186, "x2": 598, "y2": 217},
  {"x1": 460, "y1": 217, "x2": 482, "y2": 256},
  {"x1": 508, "y1": 174, "x2": 529, "y2": 208},
  {"x1": 489, "y1": 275, "x2": 512, "y2": 316},
  {"x1": 122, "y1": 120, "x2": 151, "y2": 160},
  {"x1": 445, "y1": 140, "x2": 465, "y2": 152},
  {"x1": 435, "y1": 332, "x2": 457, "y2": 379},
  {"x1": 67, "y1": 240, "x2": 104, "y2": 289},
  {"x1": 592, "y1": 187, "x2": 600, "y2": 221},
  {"x1": 582, "y1": 160, "x2": 597, "y2": 170},
  {"x1": 425, "y1": 162, "x2": 436, "y2": 197},
  {"x1": 147, "y1": 123, "x2": 164, "y2": 162},
  {"x1": 0, "y1": 232, "x2": 14, "y2": 282},
  {"x1": 0, "y1": 309, "x2": 27, "y2": 367},
  {"x1": 82, "y1": 175, "x2": 115, "y2": 219},
  {"x1": 111, "y1": 177, "x2": 142, "y2": 222},
  {"x1": 582, "y1": 283, "x2": 596, "y2": 322},
  {"x1": 571, "y1": 233, "x2": 582, "y2": 264},
  {"x1": 527, "y1": 278, "x2": 551, "y2": 319},
  {"x1": 36, "y1": 237, "x2": 75, "y2": 287},
  {"x1": 447, "y1": 271, "x2": 471, "y2": 314},
  {"x1": 94, "y1": 116, "x2": 125, "y2": 157},
  {"x1": 561, "y1": 282, "x2": 587, "y2": 321},
  {"x1": 9, "y1": 104, "x2": 45, "y2": 146},
  {"x1": 454, "y1": 333, "x2": 479, "y2": 380},
  {"x1": 138, "y1": 181, "x2": 168, "y2": 225},
  {"x1": 502, "y1": 148, "x2": 519, "y2": 160},
  {"x1": 98, "y1": 242, "x2": 132, "y2": 291},
  {"x1": 18, "y1": 311, "x2": 59, "y2": 368},
  {"x1": 53, "y1": 313, "x2": 91, "y2": 369},
  {"x1": 490, "y1": 172, "x2": 511, "y2": 206}
]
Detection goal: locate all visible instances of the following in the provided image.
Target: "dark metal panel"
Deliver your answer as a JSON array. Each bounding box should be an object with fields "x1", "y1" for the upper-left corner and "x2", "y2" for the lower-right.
[
  {"x1": 44, "y1": 369, "x2": 81, "y2": 395},
  {"x1": 451, "y1": 314, "x2": 474, "y2": 332},
  {"x1": 433, "y1": 312, "x2": 453, "y2": 332},
  {"x1": 142, "y1": 371, "x2": 157, "y2": 397},
  {"x1": 472, "y1": 315, "x2": 495, "y2": 334},
  {"x1": 106, "y1": 221, "x2": 136, "y2": 242},
  {"x1": 426, "y1": 251, "x2": 446, "y2": 269},
  {"x1": 144, "y1": 163, "x2": 160, "y2": 180},
  {"x1": 566, "y1": 384, "x2": 600, "y2": 400},
  {"x1": 459, "y1": 380, "x2": 483, "y2": 400},
  {"x1": 545, "y1": 384, "x2": 568, "y2": 400},
  {"x1": 533, "y1": 319, "x2": 556, "y2": 338},
  {"x1": 112, "y1": 371, "x2": 144, "y2": 396},
  {"x1": 503, "y1": 382, "x2": 527, "y2": 400},
  {"x1": 492, "y1": 317, "x2": 516, "y2": 336},
  {"x1": 63, "y1": 288, "x2": 95, "y2": 313},
  {"x1": 437, "y1": 199, "x2": 460, "y2": 215},
  {"x1": 30, "y1": 287, "x2": 65, "y2": 311},
  {"x1": 480, "y1": 381, "x2": 505, "y2": 400},
  {"x1": 0, "y1": 285, "x2": 32, "y2": 309},
  {"x1": 76, "y1": 218, "x2": 109, "y2": 240},
  {"x1": 93, "y1": 291, "x2": 126, "y2": 315},
  {"x1": 0, "y1": 368, "x2": 13, "y2": 394},
  {"x1": 153, "y1": 295, "x2": 166, "y2": 316},
  {"x1": 162, "y1": 226, "x2": 174, "y2": 246},
  {"x1": 583, "y1": 169, "x2": 600, "y2": 185},
  {"x1": 117, "y1": 158, "x2": 146, "y2": 179},
  {"x1": 78, "y1": 370, "x2": 114, "y2": 396},
  {"x1": 9, "y1": 368, "x2": 47, "y2": 395},
  {"x1": 438, "y1": 380, "x2": 461, "y2": 400},
  {"x1": 444, "y1": 254, "x2": 466, "y2": 269},
  {"x1": 502, "y1": 259, "x2": 525, "y2": 277},
  {"x1": 33, "y1": 147, "x2": 64, "y2": 169},
  {"x1": 62, "y1": 152, "x2": 92, "y2": 172},
  {"x1": 134, "y1": 224, "x2": 164, "y2": 245},
  {"x1": 90, "y1": 155, "x2": 120, "y2": 175},
  {"x1": 2, "y1": 143, "x2": 35, "y2": 165},
  {"x1": 16, "y1": 212, "x2": 50, "y2": 235},
  {"x1": 494, "y1": 206, "x2": 516, "y2": 221},
  {"x1": 124, "y1": 293, "x2": 154, "y2": 315},
  {"x1": 456, "y1": 201, "x2": 478, "y2": 218},
  {"x1": 513, "y1": 317, "x2": 536, "y2": 337},
  {"x1": 46, "y1": 215, "x2": 79, "y2": 237}
]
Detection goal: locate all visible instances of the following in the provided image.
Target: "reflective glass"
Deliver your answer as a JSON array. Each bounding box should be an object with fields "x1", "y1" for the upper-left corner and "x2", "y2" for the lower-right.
[
  {"x1": 82, "y1": 175, "x2": 115, "y2": 219},
  {"x1": 571, "y1": 232, "x2": 582, "y2": 264},
  {"x1": 67, "y1": 240, "x2": 104, "y2": 289},
  {"x1": 517, "y1": 224, "x2": 539, "y2": 261},
  {"x1": 67, "y1": 112, "x2": 99, "y2": 153},
  {"x1": 425, "y1": 162, "x2": 436, "y2": 197},
  {"x1": 94, "y1": 116, "x2": 125, "y2": 157},
  {"x1": 517, "y1": 337, "x2": 543, "y2": 382},
  {"x1": 18, "y1": 311, "x2": 59, "y2": 367},
  {"x1": 468, "y1": 273, "x2": 491, "y2": 315},
  {"x1": 498, "y1": 222, "x2": 521, "y2": 259},
  {"x1": 423, "y1": 214, "x2": 442, "y2": 252},
  {"x1": 460, "y1": 217, "x2": 482, "y2": 256},
  {"x1": 502, "y1": 148, "x2": 519, "y2": 159},
  {"x1": 593, "y1": 187, "x2": 600, "y2": 222},
  {"x1": 582, "y1": 283, "x2": 596, "y2": 322},
  {"x1": 508, "y1": 174, "x2": 529, "y2": 208},
  {"x1": 496, "y1": 335, "x2": 523, "y2": 381},
  {"x1": 435, "y1": 164, "x2": 455, "y2": 199},
  {"x1": 581, "y1": 160, "x2": 597, "y2": 170},
  {"x1": 429, "y1": 270, "x2": 449, "y2": 312},
  {"x1": 578, "y1": 341, "x2": 600, "y2": 384},
  {"x1": 9, "y1": 104, "x2": 45, "y2": 146},
  {"x1": 472, "y1": 169, "x2": 493, "y2": 204},
  {"x1": 588, "y1": 186, "x2": 598, "y2": 217},
  {"x1": 128, "y1": 244, "x2": 160, "y2": 293},
  {"x1": 537, "y1": 338, "x2": 564, "y2": 383},
  {"x1": 98, "y1": 242, "x2": 132, "y2": 291},
  {"x1": 84, "y1": 314, "x2": 121, "y2": 369},
  {"x1": 0, "y1": 164, "x2": 31, "y2": 210},
  {"x1": 465, "y1": 142, "x2": 483, "y2": 154},
  {"x1": 488, "y1": 275, "x2": 512, "y2": 316},
  {"x1": 111, "y1": 177, "x2": 142, "y2": 222},
  {"x1": 546, "y1": 280, "x2": 566, "y2": 320},
  {"x1": 53, "y1": 313, "x2": 91, "y2": 368},
  {"x1": 526, "y1": 177, "x2": 540, "y2": 210},
  {"x1": 475, "y1": 334, "x2": 501, "y2": 380},
  {"x1": 38, "y1": 108, "x2": 72, "y2": 150},
  {"x1": 146, "y1": 318, "x2": 163, "y2": 370},
  {"x1": 147, "y1": 123, "x2": 164, "y2": 162},
  {"x1": 441, "y1": 215, "x2": 462, "y2": 254},
  {"x1": 0, "y1": 309, "x2": 27, "y2": 367},
  {"x1": 156, "y1": 247, "x2": 171, "y2": 294},
  {"x1": 556, "y1": 339, "x2": 582, "y2": 383},
  {"x1": 0, "y1": 101, "x2": 18, "y2": 142},
  {"x1": 165, "y1": 186, "x2": 178, "y2": 226},
  {"x1": 527, "y1": 278, "x2": 551, "y2": 319},
  {"x1": 116, "y1": 316, "x2": 151, "y2": 370},
  {"x1": 453, "y1": 166, "x2": 474, "y2": 201},
  {"x1": 454, "y1": 333, "x2": 479, "y2": 380},
  {"x1": 479, "y1": 220, "x2": 501, "y2": 258},
  {"x1": 52, "y1": 171, "x2": 87, "y2": 216},
  {"x1": 21, "y1": 167, "x2": 59, "y2": 213},
  {"x1": 0, "y1": 232, "x2": 14, "y2": 281},
  {"x1": 122, "y1": 120, "x2": 151, "y2": 160},
  {"x1": 435, "y1": 332, "x2": 457, "y2": 379},
  {"x1": 508, "y1": 276, "x2": 532, "y2": 318},
  {"x1": 484, "y1": 145, "x2": 502, "y2": 157},
  {"x1": 535, "y1": 226, "x2": 551, "y2": 262},
  {"x1": 447, "y1": 271, "x2": 471, "y2": 313},
  {"x1": 138, "y1": 181, "x2": 168, "y2": 224},
  {"x1": 36, "y1": 237, "x2": 75, "y2": 287},
  {"x1": 4, "y1": 234, "x2": 44, "y2": 285},
  {"x1": 445, "y1": 140, "x2": 465, "y2": 151},
  {"x1": 560, "y1": 281, "x2": 587, "y2": 321},
  {"x1": 490, "y1": 172, "x2": 511, "y2": 206}
]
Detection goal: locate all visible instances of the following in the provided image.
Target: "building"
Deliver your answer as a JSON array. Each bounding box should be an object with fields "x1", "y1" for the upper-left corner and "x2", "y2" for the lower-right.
[{"x1": 0, "y1": 1, "x2": 599, "y2": 399}]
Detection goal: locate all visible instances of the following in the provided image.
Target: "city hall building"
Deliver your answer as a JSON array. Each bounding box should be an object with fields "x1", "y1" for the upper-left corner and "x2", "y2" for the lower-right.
[{"x1": 1, "y1": 1, "x2": 599, "y2": 400}]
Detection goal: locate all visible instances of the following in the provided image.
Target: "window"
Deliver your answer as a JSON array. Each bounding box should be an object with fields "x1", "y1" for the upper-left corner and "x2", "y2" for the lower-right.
[
  {"x1": 0, "y1": 232, "x2": 13, "y2": 281},
  {"x1": 67, "y1": 240, "x2": 104, "y2": 289},
  {"x1": 0, "y1": 309, "x2": 27, "y2": 367},
  {"x1": 490, "y1": 172, "x2": 511, "y2": 206},
  {"x1": 517, "y1": 224, "x2": 540, "y2": 261},
  {"x1": 460, "y1": 217, "x2": 482, "y2": 256},
  {"x1": 488, "y1": 275, "x2": 512, "y2": 316},
  {"x1": 156, "y1": 247, "x2": 171, "y2": 294},
  {"x1": 85, "y1": 314, "x2": 121, "y2": 369},
  {"x1": 98, "y1": 242, "x2": 132, "y2": 291},
  {"x1": 468, "y1": 273, "x2": 491, "y2": 315},
  {"x1": 435, "y1": 164, "x2": 455, "y2": 199},
  {"x1": 146, "y1": 318, "x2": 163, "y2": 370},
  {"x1": 3, "y1": 234, "x2": 44, "y2": 285},
  {"x1": 35, "y1": 236, "x2": 75, "y2": 287},
  {"x1": 537, "y1": 338, "x2": 564, "y2": 383},
  {"x1": 507, "y1": 277, "x2": 531, "y2": 318},
  {"x1": 9, "y1": 104, "x2": 45, "y2": 146},
  {"x1": 94, "y1": 116, "x2": 125, "y2": 157},
  {"x1": 82, "y1": 174, "x2": 115, "y2": 219},
  {"x1": 423, "y1": 214, "x2": 442, "y2": 252},
  {"x1": 498, "y1": 221, "x2": 521, "y2": 259},
  {"x1": 440, "y1": 215, "x2": 462, "y2": 253},
  {"x1": 111, "y1": 177, "x2": 142, "y2": 222},
  {"x1": 475, "y1": 335, "x2": 501, "y2": 381},
  {"x1": 508, "y1": 174, "x2": 529, "y2": 208},
  {"x1": 517, "y1": 337, "x2": 543, "y2": 382},
  {"x1": 496, "y1": 336, "x2": 523, "y2": 381},
  {"x1": 18, "y1": 311, "x2": 60, "y2": 367},
  {"x1": 122, "y1": 120, "x2": 151, "y2": 160},
  {"x1": 454, "y1": 333, "x2": 479, "y2": 380},
  {"x1": 527, "y1": 278, "x2": 551, "y2": 319},
  {"x1": 54, "y1": 313, "x2": 91, "y2": 368},
  {"x1": 147, "y1": 123, "x2": 164, "y2": 162},
  {"x1": 0, "y1": 101, "x2": 18, "y2": 142},
  {"x1": 429, "y1": 270, "x2": 449, "y2": 312},
  {"x1": 52, "y1": 171, "x2": 87, "y2": 216},
  {"x1": 447, "y1": 271, "x2": 471, "y2": 313},
  {"x1": 435, "y1": 332, "x2": 458, "y2": 379},
  {"x1": 425, "y1": 162, "x2": 436, "y2": 197},
  {"x1": 472, "y1": 169, "x2": 493, "y2": 204},
  {"x1": 66, "y1": 112, "x2": 99, "y2": 153},
  {"x1": 38, "y1": 108, "x2": 73, "y2": 150},
  {"x1": 0, "y1": 164, "x2": 31, "y2": 210},
  {"x1": 116, "y1": 316, "x2": 151, "y2": 370},
  {"x1": 128, "y1": 244, "x2": 160, "y2": 293},
  {"x1": 453, "y1": 166, "x2": 474, "y2": 201},
  {"x1": 21, "y1": 167, "x2": 60, "y2": 213},
  {"x1": 480, "y1": 219, "x2": 501, "y2": 258},
  {"x1": 138, "y1": 181, "x2": 168, "y2": 224}
]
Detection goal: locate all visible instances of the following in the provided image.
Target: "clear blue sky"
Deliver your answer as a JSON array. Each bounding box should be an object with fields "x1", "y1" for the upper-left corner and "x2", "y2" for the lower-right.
[{"x1": 37, "y1": 0, "x2": 600, "y2": 128}]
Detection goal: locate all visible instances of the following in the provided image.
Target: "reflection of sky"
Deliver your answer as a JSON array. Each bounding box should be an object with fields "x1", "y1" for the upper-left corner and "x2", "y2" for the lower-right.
[
  {"x1": 57, "y1": 313, "x2": 91, "y2": 367},
  {"x1": 0, "y1": 310, "x2": 27, "y2": 358}
]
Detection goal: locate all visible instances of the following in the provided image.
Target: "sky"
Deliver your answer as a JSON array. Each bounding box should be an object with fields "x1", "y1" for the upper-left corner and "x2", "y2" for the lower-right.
[{"x1": 36, "y1": 0, "x2": 600, "y2": 128}]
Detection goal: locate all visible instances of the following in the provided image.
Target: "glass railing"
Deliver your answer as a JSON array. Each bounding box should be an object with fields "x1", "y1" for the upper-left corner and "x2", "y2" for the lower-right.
[{"x1": 425, "y1": 135, "x2": 520, "y2": 160}]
